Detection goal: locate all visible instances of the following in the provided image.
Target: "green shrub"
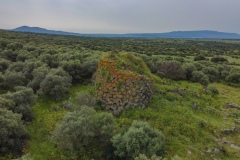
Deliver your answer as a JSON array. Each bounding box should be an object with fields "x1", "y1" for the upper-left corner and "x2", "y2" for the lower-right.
[
  {"x1": 0, "y1": 108, "x2": 28, "y2": 156},
  {"x1": 208, "y1": 86, "x2": 219, "y2": 96},
  {"x1": 0, "y1": 72, "x2": 5, "y2": 84},
  {"x1": 157, "y1": 61, "x2": 185, "y2": 80},
  {"x1": 202, "y1": 66, "x2": 220, "y2": 82},
  {"x1": 51, "y1": 106, "x2": 115, "y2": 157},
  {"x1": 111, "y1": 120, "x2": 164, "y2": 159},
  {"x1": 0, "y1": 58, "x2": 10, "y2": 73},
  {"x1": 211, "y1": 56, "x2": 228, "y2": 63},
  {"x1": 37, "y1": 67, "x2": 72, "y2": 101},
  {"x1": 75, "y1": 91, "x2": 96, "y2": 107},
  {"x1": 0, "y1": 97, "x2": 14, "y2": 109},
  {"x1": 220, "y1": 70, "x2": 230, "y2": 79},
  {"x1": 4, "y1": 71, "x2": 27, "y2": 87},
  {"x1": 194, "y1": 55, "x2": 207, "y2": 61},
  {"x1": 28, "y1": 65, "x2": 49, "y2": 91},
  {"x1": 191, "y1": 71, "x2": 209, "y2": 86},
  {"x1": 2, "y1": 86, "x2": 37, "y2": 121},
  {"x1": 182, "y1": 63, "x2": 197, "y2": 80},
  {"x1": 226, "y1": 73, "x2": 240, "y2": 84}
]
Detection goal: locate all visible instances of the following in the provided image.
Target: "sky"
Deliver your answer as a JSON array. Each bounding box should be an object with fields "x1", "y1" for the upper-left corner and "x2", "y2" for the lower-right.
[{"x1": 0, "y1": 0, "x2": 240, "y2": 34}]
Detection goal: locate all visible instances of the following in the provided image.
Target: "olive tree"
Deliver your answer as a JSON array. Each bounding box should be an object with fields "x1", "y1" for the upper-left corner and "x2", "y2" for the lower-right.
[
  {"x1": 191, "y1": 71, "x2": 210, "y2": 87},
  {"x1": 0, "y1": 58, "x2": 10, "y2": 73},
  {"x1": 52, "y1": 106, "x2": 96, "y2": 154},
  {"x1": 60, "y1": 59, "x2": 83, "y2": 83},
  {"x1": 111, "y1": 121, "x2": 164, "y2": 159},
  {"x1": 182, "y1": 63, "x2": 196, "y2": 80},
  {"x1": 37, "y1": 67, "x2": 72, "y2": 100},
  {"x1": 0, "y1": 72, "x2": 5, "y2": 84},
  {"x1": 0, "y1": 108, "x2": 28, "y2": 156},
  {"x1": 4, "y1": 71, "x2": 27, "y2": 87},
  {"x1": 2, "y1": 86, "x2": 37, "y2": 121},
  {"x1": 28, "y1": 65, "x2": 49, "y2": 91},
  {"x1": 0, "y1": 97, "x2": 14, "y2": 109},
  {"x1": 226, "y1": 73, "x2": 240, "y2": 84},
  {"x1": 202, "y1": 66, "x2": 220, "y2": 82},
  {"x1": 51, "y1": 106, "x2": 115, "y2": 156},
  {"x1": 157, "y1": 61, "x2": 185, "y2": 80}
]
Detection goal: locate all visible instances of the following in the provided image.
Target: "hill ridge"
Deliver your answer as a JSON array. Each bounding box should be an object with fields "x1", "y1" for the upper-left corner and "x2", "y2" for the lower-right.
[{"x1": 11, "y1": 26, "x2": 240, "y2": 39}]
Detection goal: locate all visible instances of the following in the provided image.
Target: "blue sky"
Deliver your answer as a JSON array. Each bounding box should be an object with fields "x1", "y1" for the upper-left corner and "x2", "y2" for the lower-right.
[{"x1": 0, "y1": 0, "x2": 240, "y2": 33}]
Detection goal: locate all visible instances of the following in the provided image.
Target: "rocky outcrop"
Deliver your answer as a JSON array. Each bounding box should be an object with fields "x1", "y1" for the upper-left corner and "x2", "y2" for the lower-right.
[{"x1": 94, "y1": 59, "x2": 153, "y2": 115}]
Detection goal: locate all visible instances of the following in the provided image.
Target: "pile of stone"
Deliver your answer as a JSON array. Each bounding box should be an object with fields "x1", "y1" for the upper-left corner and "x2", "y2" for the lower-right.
[{"x1": 94, "y1": 59, "x2": 153, "y2": 115}]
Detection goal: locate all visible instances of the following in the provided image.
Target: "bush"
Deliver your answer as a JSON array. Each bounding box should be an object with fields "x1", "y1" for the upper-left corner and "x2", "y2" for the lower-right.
[
  {"x1": 226, "y1": 73, "x2": 240, "y2": 84},
  {"x1": 0, "y1": 58, "x2": 10, "y2": 73},
  {"x1": 4, "y1": 71, "x2": 27, "y2": 87},
  {"x1": 194, "y1": 55, "x2": 207, "y2": 61},
  {"x1": 111, "y1": 120, "x2": 164, "y2": 159},
  {"x1": 52, "y1": 106, "x2": 115, "y2": 157},
  {"x1": 157, "y1": 61, "x2": 185, "y2": 80},
  {"x1": 208, "y1": 86, "x2": 219, "y2": 96},
  {"x1": 0, "y1": 108, "x2": 28, "y2": 156},
  {"x1": 37, "y1": 67, "x2": 72, "y2": 100},
  {"x1": 61, "y1": 59, "x2": 83, "y2": 83},
  {"x1": 220, "y1": 70, "x2": 230, "y2": 79},
  {"x1": 0, "y1": 97, "x2": 14, "y2": 109},
  {"x1": 193, "y1": 62, "x2": 204, "y2": 70},
  {"x1": 0, "y1": 72, "x2": 5, "y2": 84},
  {"x1": 211, "y1": 56, "x2": 228, "y2": 63},
  {"x1": 191, "y1": 71, "x2": 209, "y2": 86},
  {"x1": 2, "y1": 86, "x2": 37, "y2": 121},
  {"x1": 182, "y1": 63, "x2": 197, "y2": 80},
  {"x1": 28, "y1": 65, "x2": 49, "y2": 91},
  {"x1": 60, "y1": 52, "x2": 100, "y2": 83},
  {"x1": 16, "y1": 50, "x2": 35, "y2": 62},
  {"x1": 7, "y1": 61, "x2": 25, "y2": 72},
  {"x1": 202, "y1": 66, "x2": 220, "y2": 82},
  {"x1": 75, "y1": 91, "x2": 96, "y2": 107},
  {"x1": 52, "y1": 106, "x2": 96, "y2": 154}
]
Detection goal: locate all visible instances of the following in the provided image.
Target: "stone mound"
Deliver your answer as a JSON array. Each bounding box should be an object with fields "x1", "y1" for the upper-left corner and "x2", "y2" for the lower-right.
[{"x1": 94, "y1": 58, "x2": 153, "y2": 115}]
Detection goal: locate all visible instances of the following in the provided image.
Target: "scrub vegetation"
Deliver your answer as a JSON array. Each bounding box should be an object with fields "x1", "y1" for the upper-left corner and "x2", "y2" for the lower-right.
[{"x1": 1, "y1": 30, "x2": 240, "y2": 160}]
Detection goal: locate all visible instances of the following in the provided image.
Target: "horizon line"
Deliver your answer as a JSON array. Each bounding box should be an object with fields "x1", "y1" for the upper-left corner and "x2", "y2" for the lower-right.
[{"x1": 3, "y1": 25, "x2": 239, "y2": 35}]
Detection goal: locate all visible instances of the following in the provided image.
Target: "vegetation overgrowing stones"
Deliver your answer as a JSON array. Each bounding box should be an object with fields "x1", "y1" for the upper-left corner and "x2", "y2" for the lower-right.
[{"x1": 94, "y1": 53, "x2": 154, "y2": 114}]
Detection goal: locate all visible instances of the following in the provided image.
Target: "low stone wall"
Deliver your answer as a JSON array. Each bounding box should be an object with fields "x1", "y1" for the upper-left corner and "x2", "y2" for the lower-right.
[{"x1": 94, "y1": 59, "x2": 153, "y2": 115}]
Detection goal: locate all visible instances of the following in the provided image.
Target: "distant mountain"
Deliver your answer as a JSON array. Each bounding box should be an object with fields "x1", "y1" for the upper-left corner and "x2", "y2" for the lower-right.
[
  {"x1": 12, "y1": 26, "x2": 240, "y2": 39},
  {"x1": 12, "y1": 26, "x2": 82, "y2": 36}
]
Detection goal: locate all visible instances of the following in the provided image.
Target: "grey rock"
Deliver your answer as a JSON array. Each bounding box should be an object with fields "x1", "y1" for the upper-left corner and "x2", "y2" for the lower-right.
[
  {"x1": 214, "y1": 148, "x2": 220, "y2": 154},
  {"x1": 206, "y1": 149, "x2": 211, "y2": 153}
]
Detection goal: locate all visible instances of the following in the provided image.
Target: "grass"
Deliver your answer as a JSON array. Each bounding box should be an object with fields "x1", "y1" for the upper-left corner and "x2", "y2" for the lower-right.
[
  {"x1": 25, "y1": 99, "x2": 66, "y2": 160},
  {"x1": 25, "y1": 85, "x2": 93, "y2": 160},
  {"x1": 118, "y1": 80, "x2": 240, "y2": 160},
  {"x1": 22, "y1": 82, "x2": 240, "y2": 160}
]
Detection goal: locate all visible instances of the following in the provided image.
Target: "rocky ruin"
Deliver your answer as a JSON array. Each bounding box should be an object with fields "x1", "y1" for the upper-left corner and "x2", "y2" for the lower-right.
[{"x1": 94, "y1": 59, "x2": 153, "y2": 115}]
